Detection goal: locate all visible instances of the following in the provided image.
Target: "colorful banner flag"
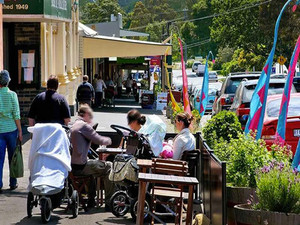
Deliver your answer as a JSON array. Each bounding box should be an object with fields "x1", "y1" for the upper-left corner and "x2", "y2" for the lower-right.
[
  {"x1": 199, "y1": 51, "x2": 214, "y2": 117},
  {"x1": 275, "y1": 36, "x2": 300, "y2": 144},
  {"x1": 292, "y1": 139, "x2": 300, "y2": 171},
  {"x1": 164, "y1": 46, "x2": 181, "y2": 112},
  {"x1": 245, "y1": 0, "x2": 300, "y2": 139},
  {"x1": 178, "y1": 38, "x2": 191, "y2": 115}
]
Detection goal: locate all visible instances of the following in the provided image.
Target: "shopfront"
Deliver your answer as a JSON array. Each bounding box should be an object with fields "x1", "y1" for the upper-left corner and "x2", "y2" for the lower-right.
[{"x1": 3, "y1": 0, "x2": 81, "y2": 119}]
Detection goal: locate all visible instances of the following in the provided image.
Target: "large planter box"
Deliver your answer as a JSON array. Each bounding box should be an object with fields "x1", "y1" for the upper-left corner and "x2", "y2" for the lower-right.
[
  {"x1": 227, "y1": 186, "x2": 257, "y2": 225},
  {"x1": 234, "y1": 204, "x2": 300, "y2": 225}
]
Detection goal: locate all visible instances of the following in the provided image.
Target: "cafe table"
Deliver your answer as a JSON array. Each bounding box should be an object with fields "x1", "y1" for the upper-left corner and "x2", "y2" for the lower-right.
[
  {"x1": 136, "y1": 172, "x2": 198, "y2": 225},
  {"x1": 96, "y1": 147, "x2": 124, "y2": 160}
]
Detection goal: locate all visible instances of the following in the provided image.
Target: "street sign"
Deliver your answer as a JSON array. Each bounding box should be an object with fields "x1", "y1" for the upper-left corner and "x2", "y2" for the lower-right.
[{"x1": 278, "y1": 55, "x2": 287, "y2": 65}]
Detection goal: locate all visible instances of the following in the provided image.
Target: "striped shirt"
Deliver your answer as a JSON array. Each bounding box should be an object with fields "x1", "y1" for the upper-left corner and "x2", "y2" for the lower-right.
[{"x1": 0, "y1": 87, "x2": 21, "y2": 133}]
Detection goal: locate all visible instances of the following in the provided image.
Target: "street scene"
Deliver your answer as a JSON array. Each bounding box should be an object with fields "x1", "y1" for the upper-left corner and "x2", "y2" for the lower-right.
[{"x1": 0, "y1": 0, "x2": 300, "y2": 225}]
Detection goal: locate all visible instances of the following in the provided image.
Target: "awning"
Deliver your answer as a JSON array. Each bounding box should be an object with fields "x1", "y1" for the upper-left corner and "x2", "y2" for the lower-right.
[{"x1": 83, "y1": 35, "x2": 171, "y2": 59}]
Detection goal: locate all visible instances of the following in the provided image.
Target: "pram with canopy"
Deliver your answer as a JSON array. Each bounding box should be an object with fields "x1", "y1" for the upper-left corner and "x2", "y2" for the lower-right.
[
  {"x1": 108, "y1": 125, "x2": 155, "y2": 220},
  {"x1": 27, "y1": 123, "x2": 79, "y2": 223}
]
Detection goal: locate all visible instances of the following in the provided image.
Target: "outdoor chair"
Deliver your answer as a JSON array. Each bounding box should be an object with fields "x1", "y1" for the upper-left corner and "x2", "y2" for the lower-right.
[
  {"x1": 181, "y1": 150, "x2": 201, "y2": 201},
  {"x1": 69, "y1": 173, "x2": 103, "y2": 211},
  {"x1": 150, "y1": 158, "x2": 188, "y2": 225}
]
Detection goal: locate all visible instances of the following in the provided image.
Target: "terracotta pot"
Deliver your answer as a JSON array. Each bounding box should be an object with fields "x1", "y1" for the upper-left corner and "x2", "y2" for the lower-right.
[
  {"x1": 234, "y1": 204, "x2": 300, "y2": 225},
  {"x1": 227, "y1": 186, "x2": 257, "y2": 225}
]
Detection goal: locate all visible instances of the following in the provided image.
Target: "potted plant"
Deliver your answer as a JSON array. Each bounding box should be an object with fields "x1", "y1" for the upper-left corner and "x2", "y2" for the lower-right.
[
  {"x1": 234, "y1": 162, "x2": 300, "y2": 225},
  {"x1": 204, "y1": 111, "x2": 292, "y2": 225}
]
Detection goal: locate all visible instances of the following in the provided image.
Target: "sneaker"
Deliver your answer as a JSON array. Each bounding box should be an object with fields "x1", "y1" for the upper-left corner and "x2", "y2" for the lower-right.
[{"x1": 10, "y1": 184, "x2": 18, "y2": 190}]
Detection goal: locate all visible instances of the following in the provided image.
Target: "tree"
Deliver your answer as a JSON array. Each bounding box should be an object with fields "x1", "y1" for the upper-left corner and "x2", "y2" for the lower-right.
[
  {"x1": 129, "y1": 1, "x2": 152, "y2": 30},
  {"x1": 81, "y1": 0, "x2": 126, "y2": 24},
  {"x1": 210, "y1": 0, "x2": 260, "y2": 52}
]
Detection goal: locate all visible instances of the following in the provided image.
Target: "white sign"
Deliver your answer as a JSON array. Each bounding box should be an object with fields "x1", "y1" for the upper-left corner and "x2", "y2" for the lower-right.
[
  {"x1": 51, "y1": 0, "x2": 67, "y2": 10},
  {"x1": 24, "y1": 68, "x2": 33, "y2": 81},
  {"x1": 21, "y1": 53, "x2": 35, "y2": 68},
  {"x1": 156, "y1": 92, "x2": 168, "y2": 111}
]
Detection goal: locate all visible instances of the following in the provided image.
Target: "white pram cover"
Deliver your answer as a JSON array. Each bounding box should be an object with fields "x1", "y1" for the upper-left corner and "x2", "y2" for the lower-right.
[{"x1": 28, "y1": 123, "x2": 71, "y2": 194}]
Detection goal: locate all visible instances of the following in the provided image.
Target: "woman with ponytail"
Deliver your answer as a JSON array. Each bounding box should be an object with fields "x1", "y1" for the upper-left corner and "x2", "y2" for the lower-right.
[
  {"x1": 127, "y1": 109, "x2": 166, "y2": 156},
  {"x1": 172, "y1": 112, "x2": 196, "y2": 160}
]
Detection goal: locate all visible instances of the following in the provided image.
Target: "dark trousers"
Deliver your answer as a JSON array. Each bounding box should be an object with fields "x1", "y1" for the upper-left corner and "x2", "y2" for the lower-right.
[
  {"x1": 117, "y1": 87, "x2": 122, "y2": 98},
  {"x1": 95, "y1": 92, "x2": 103, "y2": 107}
]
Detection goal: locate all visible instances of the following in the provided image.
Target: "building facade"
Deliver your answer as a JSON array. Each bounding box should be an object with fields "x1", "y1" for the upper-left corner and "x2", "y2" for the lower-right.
[{"x1": 3, "y1": 0, "x2": 81, "y2": 119}]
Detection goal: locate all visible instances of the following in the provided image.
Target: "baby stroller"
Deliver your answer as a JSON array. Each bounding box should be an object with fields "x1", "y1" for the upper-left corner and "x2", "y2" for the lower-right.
[
  {"x1": 109, "y1": 125, "x2": 154, "y2": 220},
  {"x1": 27, "y1": 124, "x2": 79, "y2": 223}
]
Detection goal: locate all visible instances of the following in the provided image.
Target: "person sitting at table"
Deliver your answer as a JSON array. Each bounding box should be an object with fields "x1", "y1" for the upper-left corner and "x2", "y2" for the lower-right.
[
  {"x1": 172, "y1": 112, "x2": 196, "y2": 160},
  {"x1": 127, "y1": 109, "x2": 166, "y2": 156},
  {"x1": 70, "y1": 105, "x2": 114, "y2": 210}
]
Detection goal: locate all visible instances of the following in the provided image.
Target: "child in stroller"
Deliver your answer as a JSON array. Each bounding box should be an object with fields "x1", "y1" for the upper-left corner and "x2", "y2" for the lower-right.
[
  {"x1": 27, "y1": 123, "x2": 79, "y2": 223},
  {"x1": 109, "y1": 125, "x2": 154, "y2": 220}
]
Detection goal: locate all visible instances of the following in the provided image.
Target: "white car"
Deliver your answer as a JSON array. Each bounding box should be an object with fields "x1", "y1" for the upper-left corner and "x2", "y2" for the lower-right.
[{"x1": 192, "y1": 61, "x2": 202, "y2": 73}]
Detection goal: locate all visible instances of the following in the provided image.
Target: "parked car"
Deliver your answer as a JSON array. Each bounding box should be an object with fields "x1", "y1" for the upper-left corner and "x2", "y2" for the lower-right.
[
  {"x1": 197, "y1": 64, "x2": 206, "y2": 77},
  {"x1": 209, "y1": 71, "x2": 218, "y2": 82},
  {"x1": 293, "y1": 72, "x2": 300, "y2": 92},
  {"x1": 191, "y1": 82, "x2": 222, "y2": 112},
  {"x1": 230, "y1": 79, "x2": 297, "y2": 129},
  {"x1": 261, "y1": 93, "x2": 300, "y2": 155},
  {"x1": 213, "y1": 73, "x2": 261, "y2": 115},
  {"x1": 172, "y1": 73, "x2": 202, "y2": 92},
  {"x1": 192, "y1": 61, "x2": 202, "y2": 73}
]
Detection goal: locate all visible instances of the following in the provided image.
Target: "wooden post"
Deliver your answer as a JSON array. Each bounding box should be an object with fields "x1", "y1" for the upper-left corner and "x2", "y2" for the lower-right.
[{"x1": 0, "y1": 3, "x2": 3, "y2": 70}]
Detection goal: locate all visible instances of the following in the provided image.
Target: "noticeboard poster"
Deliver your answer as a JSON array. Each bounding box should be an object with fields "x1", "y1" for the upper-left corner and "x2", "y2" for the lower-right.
[{"x1": 156, "y1": 92, "x2": 168, "y2": 111}]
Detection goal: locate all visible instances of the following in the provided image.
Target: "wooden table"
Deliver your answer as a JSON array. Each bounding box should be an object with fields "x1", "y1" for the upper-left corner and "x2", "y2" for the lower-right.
[
  {"x1": 96, "y1": 148, "x2": 124, "y2": 160},
  {"x1": 136, "y1": 173, "x2": 198, "y2": 225}
]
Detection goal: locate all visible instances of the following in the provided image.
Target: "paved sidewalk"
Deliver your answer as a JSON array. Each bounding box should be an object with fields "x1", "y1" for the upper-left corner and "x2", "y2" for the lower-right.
[{"x1": 0, "y1": 98, "x2": 203, "y2": 224}]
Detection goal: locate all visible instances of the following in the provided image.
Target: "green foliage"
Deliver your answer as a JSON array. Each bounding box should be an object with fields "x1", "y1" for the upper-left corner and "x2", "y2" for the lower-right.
[
  {"x1": 255, "y1": 162, "x2": 300, "y2": 214},
  {"x1": 220, "y1": 48, "x2": 265, "y2": 75},
  {"x1": 213, "y1": 134, "x2": 291, "y2": 188},
  {"x1": 213, "y1": 46, "x2": 234, "y2": 70},
  {"x1": 80, "y1": 0, "x2": 126, "y2": 24},
  {"x1": 128, "y1": 1, "x2": 152, "y2": 31},
  {"x1": 203, "y1": 111, "x2": 242, "y2": 148}
]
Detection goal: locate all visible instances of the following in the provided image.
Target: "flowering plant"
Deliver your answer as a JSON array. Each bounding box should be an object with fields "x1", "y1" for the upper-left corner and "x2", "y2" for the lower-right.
[{"x1": 254, "y1": 161, "x2": 300, "y2": 214}]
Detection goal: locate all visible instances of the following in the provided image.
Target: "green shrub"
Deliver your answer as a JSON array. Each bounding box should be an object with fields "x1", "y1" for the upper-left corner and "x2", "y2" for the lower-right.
[
  {"x1": 255, "y1": 162, "x2": 300, "y2": 214},
  {"x1": 213, "y1": 134, "x2": 292, "y2": 188},
  {"x1": 203, "y1": 111, "x2": 242, "y2": 148}
]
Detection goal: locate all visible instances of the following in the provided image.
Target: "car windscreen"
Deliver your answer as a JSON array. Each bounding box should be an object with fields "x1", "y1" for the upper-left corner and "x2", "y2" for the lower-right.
[
  {"x1": 242, "y1": 83, "x2": 285, "y2": 103},
  {"x1": 267, "y1": 97, "x2": 300, "y2": 118},
  {"x1": 225, "y1": 78, "x2": 243, "y2": 94}
]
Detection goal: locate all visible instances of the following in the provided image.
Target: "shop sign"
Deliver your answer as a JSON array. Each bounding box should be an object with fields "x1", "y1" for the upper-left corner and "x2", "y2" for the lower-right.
[
  {"x1": 3, "y1": 0, "x2": 71, "y2": 20},
  {"x1": 150, "y1": 56, "x2": 161, "y2": 66}
]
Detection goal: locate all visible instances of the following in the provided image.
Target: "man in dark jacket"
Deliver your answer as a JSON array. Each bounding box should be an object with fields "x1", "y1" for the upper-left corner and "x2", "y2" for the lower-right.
[
  {"x1": 70, "y1": 105, "x2": 113, "y2": 209},
  {"x1": 28, "y1": 76, "x2": 71, "y2": 126},
  {"x1": 76, "y1": 75, "x2": 95, "y2": 106}
]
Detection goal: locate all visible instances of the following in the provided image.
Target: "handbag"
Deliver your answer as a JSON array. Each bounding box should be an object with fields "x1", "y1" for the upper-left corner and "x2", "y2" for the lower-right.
[
  {"x1": 10, "y1": 140, "x2": 24, "y2": 178},
  {"x1": 109, "y1": 154, "x2": 139, "y2": 183}
]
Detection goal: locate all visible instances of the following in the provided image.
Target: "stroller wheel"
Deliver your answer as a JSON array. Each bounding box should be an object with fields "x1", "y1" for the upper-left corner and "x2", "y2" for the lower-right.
[
  {"x1": 110, "y1": 191, "x2": 130, "y2": 217},
  {"x1": 40, "y1": 198, "x2": 52, "y2": 224},
  {"x1": 71, "y1": 190, "x2": 79, "y2": 218},
  {"x1": 130, "y1": 196, "x2": 151, "y2": 222},
  {"x1": 27, "y1": 192, "x2": 34, "y2": 218}
]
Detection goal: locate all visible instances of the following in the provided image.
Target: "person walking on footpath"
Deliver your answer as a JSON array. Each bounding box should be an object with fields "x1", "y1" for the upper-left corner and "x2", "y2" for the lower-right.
[
  {"x1": 117, "y1": 73, "x2": 123, "y2": 98},
  {"x1": 0, "y1": 70, "x2": 22, "y2": 192},
  {"x1": 28, "y1": 75, "x2": 71, "y2": 126},
  {"x1": 76, "y1": 75, "x2": 95, "y2": 106},
  {"x1": 95, "y1": 75, "x2": 106, "y2": 108}
]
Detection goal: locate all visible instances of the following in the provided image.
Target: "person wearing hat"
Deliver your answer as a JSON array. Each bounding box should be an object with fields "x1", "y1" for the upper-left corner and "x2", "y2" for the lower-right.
[{"x1": 0, "y1": 70, "x2": 22, "y2": 192}]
